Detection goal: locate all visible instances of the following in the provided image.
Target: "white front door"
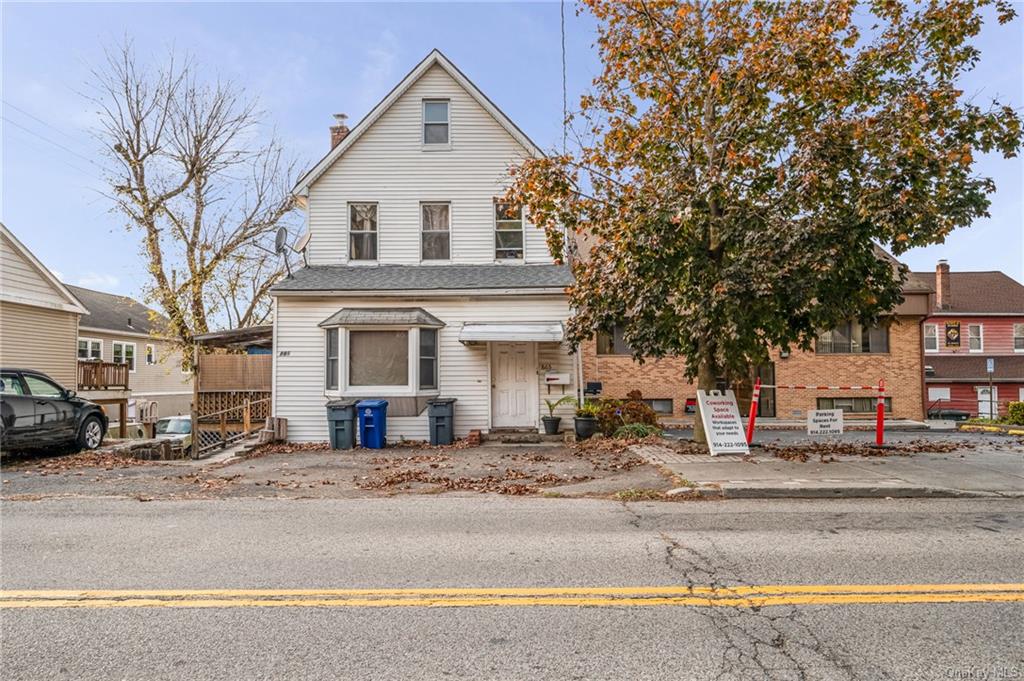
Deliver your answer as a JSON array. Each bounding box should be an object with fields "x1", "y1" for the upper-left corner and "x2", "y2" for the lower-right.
[
  {"x1": 491, "y1": 342, "x2": 535, "y2": 428},
  {"x1": 977, "y1": 386, "x2": 998, "y2": 419}
]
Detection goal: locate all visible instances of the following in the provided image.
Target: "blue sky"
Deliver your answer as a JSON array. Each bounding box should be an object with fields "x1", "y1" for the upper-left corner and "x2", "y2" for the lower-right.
[{"x1": 2, "y1": 1, "x2": 1021, "y2": 304}]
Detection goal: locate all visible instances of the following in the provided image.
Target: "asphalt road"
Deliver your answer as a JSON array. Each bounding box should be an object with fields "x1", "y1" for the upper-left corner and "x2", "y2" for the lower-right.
[{"x1": 2, "y1": 496, "x2": 1022, "y2": 680}]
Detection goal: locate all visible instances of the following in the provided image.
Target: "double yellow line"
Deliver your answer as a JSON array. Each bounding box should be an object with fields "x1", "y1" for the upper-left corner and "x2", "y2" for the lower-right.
[{"x1": 2, "y1": 583, "x2": 1023, "y2": 609}]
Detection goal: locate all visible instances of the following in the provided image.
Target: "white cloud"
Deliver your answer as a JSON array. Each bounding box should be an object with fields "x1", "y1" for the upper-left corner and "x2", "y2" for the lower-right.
[{"x1": 77, "y1": 272, "x2": 120, "y2": 290}]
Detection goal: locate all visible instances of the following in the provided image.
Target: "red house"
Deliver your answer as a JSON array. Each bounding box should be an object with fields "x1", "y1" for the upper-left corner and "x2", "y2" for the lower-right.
[{"x1": 913, "y1": 261, "x2": 1024, "y2": 419}]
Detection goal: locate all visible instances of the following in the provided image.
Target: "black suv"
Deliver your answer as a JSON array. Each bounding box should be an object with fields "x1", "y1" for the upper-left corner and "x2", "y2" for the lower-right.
[{"x1": 0, "y1": 369, "x2": 108, "y2": 453}]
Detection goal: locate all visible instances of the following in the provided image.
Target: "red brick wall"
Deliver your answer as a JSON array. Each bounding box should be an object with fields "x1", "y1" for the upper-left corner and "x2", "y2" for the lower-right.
[{"x1": 581, "y1": 317, "x2": 925, "y2": 421}]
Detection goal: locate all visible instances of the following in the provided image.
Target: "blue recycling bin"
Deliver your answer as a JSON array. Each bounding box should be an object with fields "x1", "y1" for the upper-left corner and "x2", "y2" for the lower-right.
[{"x1": 357, "y1": 400, "x2": 389, "y2": 449}]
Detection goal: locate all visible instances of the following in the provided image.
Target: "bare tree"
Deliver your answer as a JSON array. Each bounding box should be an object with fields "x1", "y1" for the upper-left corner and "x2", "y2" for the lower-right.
[{"x1": 90, "y1": 40, "x2": 299, "y2": 351}]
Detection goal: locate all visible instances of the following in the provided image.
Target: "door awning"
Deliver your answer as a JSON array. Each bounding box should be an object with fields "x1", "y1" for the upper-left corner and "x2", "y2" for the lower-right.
[{"x1": 459, "y1": 322, "x2": 564, "y2": 343}]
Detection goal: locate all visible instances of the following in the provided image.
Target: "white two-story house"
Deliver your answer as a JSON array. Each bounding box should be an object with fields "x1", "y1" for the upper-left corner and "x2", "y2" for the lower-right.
[{"x1": 271, "y1": 50, "x2": 578, "y2": 442}]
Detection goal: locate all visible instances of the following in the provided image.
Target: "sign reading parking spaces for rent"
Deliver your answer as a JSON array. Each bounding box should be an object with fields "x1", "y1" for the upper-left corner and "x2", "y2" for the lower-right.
[
  {"x1": 696, "y1": 390, "x2": 749, "y2": 456},
  {"x1": 807, "y1": 409, "x2": 844, "y2": 436}
]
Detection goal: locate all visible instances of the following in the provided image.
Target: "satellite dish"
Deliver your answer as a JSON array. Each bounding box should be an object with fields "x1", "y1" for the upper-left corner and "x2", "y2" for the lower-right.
[
  {"x1": 274, "y1": 227, "x2": 293, "y2": 278},
  {"x1": 274, "y1": 226, "x2": 289, "y2": 254}
]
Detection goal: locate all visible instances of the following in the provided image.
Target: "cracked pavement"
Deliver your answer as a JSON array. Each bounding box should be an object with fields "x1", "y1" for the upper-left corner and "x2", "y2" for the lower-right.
[{"x1": 3, "y1": 495, "x2": 1022, "y2": 680}]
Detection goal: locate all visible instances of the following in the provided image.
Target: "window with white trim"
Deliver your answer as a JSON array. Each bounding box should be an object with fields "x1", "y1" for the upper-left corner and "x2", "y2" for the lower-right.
[
  {"x1": 77, "y1": 338, "x2": 102, "y2": 360},
  {"x1": 968, "y1": 324, "x2": 983, "y2": 352},
  {"x1": 419, "y1": 328, "x2": 438, "y2": 390},
  {"x1": 349, "y1": 330, "x2": 409, "y2": 387},
  {"x1": 146, "y1": 344, "x2": 156, "y2": 366},
  {"x1": 349, "y1": 203, "x2": 378, "y2": 261},
  {"x1": 928, "y1": 387, "x2": 951, "y2": 402},
  {"x1": 494, "y1": 201, "x2": 524, "y2": 260},
  {"x1": 325, "y1": 328, "x2": 339, "y2": 390},
  {"x1": 1014, "y1": 323, "x2": 1024, "y2": 352},
  {"x1": 112, "y1": 342, "x2": 136, "y2": 372},
  {"x1": 421, "y1": 203, "x2": 450, "y2": 260},
  {"x1": 923, "y1": 324, "x2": 938, "y2": 353},
  {"x1": 423, "y1": 100, "x2": 450, "y2": 145}
]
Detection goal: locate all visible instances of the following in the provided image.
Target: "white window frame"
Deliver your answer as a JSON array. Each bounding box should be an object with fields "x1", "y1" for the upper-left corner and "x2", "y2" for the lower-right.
[
  {"x1": 324, "y1": 326, "x2": 440, "y2": 398},
  {"x1": 348, "y1": 202, "x2": 378, "y2": 263},
  {"x1": 77, "y1": 337, "x2": 103, "y2": 361},
  {"x1": 968, "y1": 324, "x2": 983, "y2": 353},
  {"x1": 927, "y1": 387, "x2": 951, "y2": 402},
  {"x1": 1014, "y1": 323, "x2": 1024, "y2": 353},
  {"x1": 112, "y1": 341, "x2": 137, "y2": 373},
  {"x1": 923, "y1": 323, "x2": 938, "y2": 353},
  {"x1": 420, "y1": 202, "x2": 451, "y2": 262},
  {"x1": 325, "y1": 328, "x2": 340, "y2": 390},
  {"x1": 494, "y1": 200, "x2": 525, "y2": 262},
  {"x1": 1019, "y1": 387, "x2": 1024, "y2": 401},
  {"x1": 145, "y1": 343, "x2": 156, "y2": 366},
  {"x1": 422, "y1": 99, "x2": 451, "y2": 149}
]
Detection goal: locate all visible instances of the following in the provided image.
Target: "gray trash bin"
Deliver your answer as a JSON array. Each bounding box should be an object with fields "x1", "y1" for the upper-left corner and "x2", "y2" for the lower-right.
[
  {"x1": 326, "y1": 399, "x2": 358, "y2": 450},
  {"x1": 427, "y1": 398, "x2": 457, "y2": 446}
]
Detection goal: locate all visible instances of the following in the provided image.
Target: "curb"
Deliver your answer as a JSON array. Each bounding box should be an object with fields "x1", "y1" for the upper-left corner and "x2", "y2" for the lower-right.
[{"x1": 711, "y1": 485, "x2": 1005, "y2": 500}]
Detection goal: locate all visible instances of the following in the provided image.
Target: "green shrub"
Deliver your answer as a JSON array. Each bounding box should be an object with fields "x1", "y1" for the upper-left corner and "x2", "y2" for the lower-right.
[
  {"x1": 1008, "y1": 401, "x2": 1024, "y2": 426},
  {"x1": 613, "y1": 423, "x2": 663, "y2": 439},
  {"x1": 594, "y1": 396, "x2": 659, "y2": 436}
]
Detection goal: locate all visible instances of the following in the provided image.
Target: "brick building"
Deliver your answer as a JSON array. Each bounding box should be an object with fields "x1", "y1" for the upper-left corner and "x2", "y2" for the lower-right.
[
  {"x1": 912, "y1": 261, "x2": 1024, "y2": 419},
  {"x1": 581, "y1": 252, "x2": 933, "y2": 421}
]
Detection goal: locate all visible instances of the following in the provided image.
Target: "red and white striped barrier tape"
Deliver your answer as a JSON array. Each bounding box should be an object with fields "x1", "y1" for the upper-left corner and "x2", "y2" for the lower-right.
[{"x1": 756, "y1": 384, "x2": 879, "y2": 391}]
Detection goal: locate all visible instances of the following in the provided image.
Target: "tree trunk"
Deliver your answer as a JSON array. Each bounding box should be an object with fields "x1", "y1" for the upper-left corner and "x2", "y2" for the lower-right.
[{"x1": 692, "y1": 348, "x2": 717, "y2": 446}]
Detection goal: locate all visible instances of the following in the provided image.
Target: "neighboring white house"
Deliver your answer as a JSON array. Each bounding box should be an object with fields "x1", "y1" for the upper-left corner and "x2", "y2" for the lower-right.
[{"x1": 272, "y1": 49, "x2": 578, "y2": 442}]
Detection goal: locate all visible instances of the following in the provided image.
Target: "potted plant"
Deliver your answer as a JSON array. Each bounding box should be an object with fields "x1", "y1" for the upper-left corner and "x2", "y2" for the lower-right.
[
  {"x1": 574, "y1": 401, "x2": 601, "y2": 440},
  {"x1": 542, "y1": 395, "x2": 577, "y2": 435}
]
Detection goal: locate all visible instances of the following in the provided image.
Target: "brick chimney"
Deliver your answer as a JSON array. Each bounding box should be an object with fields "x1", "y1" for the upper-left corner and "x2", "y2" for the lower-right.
[
  {"x1": 936, "y1": 259, "x2": 951, "y2": 310},
  {"x1": 329, "y1": 113, "x2": 350, "y2": 149}
]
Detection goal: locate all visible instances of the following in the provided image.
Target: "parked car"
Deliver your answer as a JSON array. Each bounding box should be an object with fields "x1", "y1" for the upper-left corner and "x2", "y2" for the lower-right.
[
  {"x1": 0, "y1": 369, "x2": 108, "y2": 453},
  {"x1": 154, "y1": 415, "x2": 192, "y2": 450}
]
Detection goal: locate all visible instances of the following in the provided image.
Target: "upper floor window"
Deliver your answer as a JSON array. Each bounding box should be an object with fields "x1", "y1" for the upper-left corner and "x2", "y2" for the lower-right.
[
  {"x1": 596, "y1": 326, "x2": 634, "y2": 356},
  {"x1": 423, "y1": 100, "x2": 450, "y2": 145},
  {"x1": 78, "y1": 338, "x2": 102, "y2": 360},
  {"x1": 349, "y1": 203, "x2": 378, "y2": 261},
  {"x1": 146, "y1": 344, "x2": 157, "y2": 366},
  {"x1": 924, "y1": 324, "x2": 938, "y2": 353},
  {"x1": 112, "y1": 341, "x2": 136, "y2": 372},
  {"x1": 494, "y1": 201, "x2": 524, "y2": 260},
  {"x1": 1015, "y1": 323, "x2": 1024, "y2": 352},
  {"x1": 421, "y1": 203, "x2": 451, "y2": 260},
  {"x1": 968, "y1": 323, "x2": 983, "y2": 352},
  {"x1": 816, "y1": 321, "x2": 889, "y2": 354}
]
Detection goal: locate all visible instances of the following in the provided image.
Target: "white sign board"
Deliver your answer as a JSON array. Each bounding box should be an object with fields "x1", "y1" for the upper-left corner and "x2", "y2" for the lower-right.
[
  {"x1": 696, "y1": 390, "x2": 749, "y2": 456},
  {"x1": 987, "y1": 358, "x2": 995, "y2": 374},
  {"x1": 807, "y1": 409, "x2": 844, "y2": 435}
]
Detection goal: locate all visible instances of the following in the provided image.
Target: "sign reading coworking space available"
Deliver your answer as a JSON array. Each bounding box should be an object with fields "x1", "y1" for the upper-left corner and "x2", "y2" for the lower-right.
[
  {"x1": 807, "y1": 409, "x2": 844, "y2": 435},
  {"x1": 696, "y1": 390, "x2": 749, "y2": 456}
]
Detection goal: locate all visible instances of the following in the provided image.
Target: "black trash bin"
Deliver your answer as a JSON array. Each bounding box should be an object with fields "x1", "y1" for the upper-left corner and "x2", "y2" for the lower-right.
[
  {"x1": 427, "y1": 398, "x2": 457, "y2": 446},
  {"x1": 326, "y1": 399, "x2": 358, "y2": 450}
]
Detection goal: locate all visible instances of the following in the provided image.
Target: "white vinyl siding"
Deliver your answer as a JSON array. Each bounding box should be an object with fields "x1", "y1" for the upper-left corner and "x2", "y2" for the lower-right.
[
  {"x1": 305, "y1": 64, "x2": 552, "y2": 266},
  {"x1": 273, "y1": 295, "x2": 574, "y2": 442},
  {"x1": 78, "y1": 332, "x2": 192, "y2": 398}
]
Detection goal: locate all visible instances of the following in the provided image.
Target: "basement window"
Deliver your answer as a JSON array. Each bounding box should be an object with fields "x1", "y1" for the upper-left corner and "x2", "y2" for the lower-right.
[{"x1": 817, "y1": 397, "x2": 891, "y2": 413}]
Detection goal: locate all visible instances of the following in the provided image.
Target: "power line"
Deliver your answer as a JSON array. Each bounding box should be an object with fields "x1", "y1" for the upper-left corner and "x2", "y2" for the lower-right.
[
  {"x1": 2, "y1": 99, "x2": 83, "y2": 143},
  {"x1": 1, "y1": 116, "x2": 106, "y2": 171}
]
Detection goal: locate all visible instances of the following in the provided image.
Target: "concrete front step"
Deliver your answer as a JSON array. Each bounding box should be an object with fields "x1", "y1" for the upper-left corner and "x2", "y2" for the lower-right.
[{"x1": 483, "y1": 430, "x2": 567, "y2": 444}]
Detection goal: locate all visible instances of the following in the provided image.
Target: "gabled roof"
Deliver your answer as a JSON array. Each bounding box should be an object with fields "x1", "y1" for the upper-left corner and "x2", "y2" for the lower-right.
[
  {"x1": 293, "y1": 49, "x2": 544, "y2": 196},
  {"x1": 910, "y1": 271, "x2": 1024, "y2": 314},
  {"x1": 0, "y1": 223, "x2": 88, "y2": 314},
  {"x1": 272, "y1": 263, "x2": 573, "y2": 294},
  {"x1": 926, "y1": 355, "x2": 1024, "y2": 382},
  {"x1": 66, "y1": 284, "x2": 168, "y2": 336}
]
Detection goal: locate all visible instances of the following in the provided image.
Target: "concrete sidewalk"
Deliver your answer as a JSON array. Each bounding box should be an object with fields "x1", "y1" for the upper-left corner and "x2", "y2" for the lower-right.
[{"x1": 636, "y1": 442, "x2": 1024, "y2": 499}]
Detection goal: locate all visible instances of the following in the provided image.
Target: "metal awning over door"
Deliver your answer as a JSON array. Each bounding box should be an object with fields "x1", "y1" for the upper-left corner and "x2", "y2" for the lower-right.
[{"x1": 458, "y1": 322, "x2": 564, "y2": 343}]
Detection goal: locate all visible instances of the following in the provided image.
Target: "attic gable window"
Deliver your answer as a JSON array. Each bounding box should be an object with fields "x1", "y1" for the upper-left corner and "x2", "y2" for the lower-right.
[{"x1": 423, "y1": 100, "x2": 449, "y2": 145}]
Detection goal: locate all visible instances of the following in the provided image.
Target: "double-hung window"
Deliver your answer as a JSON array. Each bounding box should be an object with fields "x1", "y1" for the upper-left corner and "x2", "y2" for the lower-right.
[
  {"x1": 423, "y1": 100, "x2": 450, "y2": 145},
  {"x1": 923, "y1": 324, "x2": 938, "y2": 353},
  {"x1": 1014, "y1": 324, "x2": 1024, "y2": 352},
  {"x1": 349, "y1": 203, "x2": 378, "y2": 261},
  {"x1": 419, "y1": 329, "x2": 438, "y2": 390},
  {"x1": 968, "y1": 324, "x2": 983, "y2": 352},
  {"x1": 494, "y1": 201, "x2": 524, "y2": 260},
  {"x1": 325, "y1": 328, "x2": 339, "y2": 390},
  {"x1": 112, "y1": 341, "x2": 136, "y2": 372},
  {"x1": 77, "y1": 338, "x2": 102, "y2": 360},
  {"x1": 146, "y1": 344, "x2": 156, "y2": 365},
  {"x1": 421, "y1": 203, "x2": 451, "y2": 260},
  {"x1": 596, "y1": 326, "x2": 634, "y2": 355}
]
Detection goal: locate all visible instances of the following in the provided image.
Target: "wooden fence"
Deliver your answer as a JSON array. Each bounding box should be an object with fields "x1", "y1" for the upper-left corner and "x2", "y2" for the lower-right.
[
  {"x1": 192, "y1": 397, "x2": 271, "y2": 458},
  {"x1": 196, "y1": 354, "x2": 271, "y2": 392}
]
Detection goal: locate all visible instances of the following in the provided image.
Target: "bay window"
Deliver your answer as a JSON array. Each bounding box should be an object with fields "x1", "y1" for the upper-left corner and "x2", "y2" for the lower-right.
[
  {"x1": 419, "y1": 328, "x2": 438, "y2": 390},
  {"x1": 325, "y1": 328, "x2": 339, "y2": 390},
  {"x1": 349, "y1": 330, "x2": 409, "y2": 387}
]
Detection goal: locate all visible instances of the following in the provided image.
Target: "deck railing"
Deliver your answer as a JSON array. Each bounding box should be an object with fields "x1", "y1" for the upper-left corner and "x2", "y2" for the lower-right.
[{"x1": 78, "y1": 361, "x2": 130, "y2": 390}]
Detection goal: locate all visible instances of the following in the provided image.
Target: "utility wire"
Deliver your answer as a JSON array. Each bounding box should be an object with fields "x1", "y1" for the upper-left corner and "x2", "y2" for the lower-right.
[
  {"x1": 2, "y1": 116, "x2": 105, "y2": 170},
  {"x1": 2, "y1": 99, "x2": 83, "y2": 142}
]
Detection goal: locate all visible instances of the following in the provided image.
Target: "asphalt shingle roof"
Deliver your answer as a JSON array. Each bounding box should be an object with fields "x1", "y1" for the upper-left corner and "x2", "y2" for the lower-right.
[
  {"x1": 318, "y1": 307, "x2": 445, "y2": 328},
  {"x1": 65, "y1": 284, "x2": 167, "y2": 335},
  {"x1": 926, "y1": 355, "x2": 1024, "y2": 382},
  {"x1": 272, "y1": 264, "x2": 573, "y2": 293},
  {"x1": 910, "y1": 271, "x2": 1024, "y2": 314}
]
